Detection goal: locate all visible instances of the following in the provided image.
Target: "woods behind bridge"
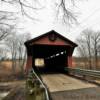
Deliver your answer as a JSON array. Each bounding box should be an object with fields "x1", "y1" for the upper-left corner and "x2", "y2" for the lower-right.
[
  {"x1": 0, "y1": 29, "x2": 31, "y2": 81},
  {"x1": 76, "y1": 29, "x2": 100, "y2": 70}
]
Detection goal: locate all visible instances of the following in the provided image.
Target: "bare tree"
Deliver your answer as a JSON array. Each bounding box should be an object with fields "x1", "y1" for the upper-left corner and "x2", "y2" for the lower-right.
[
  {"x1": 0, "y1": 11, "x2": 16, "y2": 41},
  {"x1": 5, "y1": 32, "x2": 30, "y2": 74},
  {"x1": 0, "y1": 26, "x2": 13, "y2": 41},
  {"x1": 0, "y1": 47, "x2": 9, "y2": 60},
  {"x1": 0, "y1": 11, "x2": 17, "y2": 63},
  {"x1": 5, "y1": 32, "x2": 18, "y2": 74},
  {"x1": 83, "y1": 30, "x2": 92, "y2": 69},
  {"x1": 56, "y1": 0, "x2": 77, "y2": 25},
  {"x1": 91, "y1": 32, "x2": 100, "y2": 69},
  {"x1": 1, "y1": 0, "x2": 78, "y2": 25},
  {"x1": 17, "y1": 33, "x2": 31, "y2": 74},
  {"x1": 76, "y1": 29, "x2": 100, "y2": 70},
  {"x1": 0, "y1": 11, "x2": 16, "y2": 62},
  {"x1": 76, "y1": 38, "x2": 88, "y2": 68}
]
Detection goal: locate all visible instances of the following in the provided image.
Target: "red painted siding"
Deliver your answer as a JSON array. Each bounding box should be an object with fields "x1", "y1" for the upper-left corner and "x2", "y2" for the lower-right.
[
  {"x1": 30, "y1": 36, "x2": 72, "y2": 46},
  {"x1": 68, "y1": 56, "x2": 72, "y2": 67},
  {"x1": 25, "y1": 56, "x2": 32, "y2": 72}
]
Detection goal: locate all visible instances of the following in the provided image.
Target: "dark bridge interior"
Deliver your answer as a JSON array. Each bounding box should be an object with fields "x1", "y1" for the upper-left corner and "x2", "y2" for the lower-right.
[{"x1": 32, "y1": 44, "x2": 68, "y2": 73}]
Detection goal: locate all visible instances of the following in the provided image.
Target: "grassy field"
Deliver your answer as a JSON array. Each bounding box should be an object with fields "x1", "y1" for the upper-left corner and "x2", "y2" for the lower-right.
[
  {"x1": 0, "y1": 60, "x2": 26, "y2": 82},
  {"x1": 72, "y1": 57, "x2": 100, "y2": 70}
]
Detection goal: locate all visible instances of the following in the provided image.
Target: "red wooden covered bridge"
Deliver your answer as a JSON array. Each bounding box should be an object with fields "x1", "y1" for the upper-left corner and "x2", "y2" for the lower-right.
[{"x1": 24, "y1": 30, "x2": 77, "y2": 73}]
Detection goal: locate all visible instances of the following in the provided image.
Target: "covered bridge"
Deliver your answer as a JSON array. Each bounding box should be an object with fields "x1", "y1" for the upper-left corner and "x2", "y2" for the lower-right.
[{"x1": 24, "y1": 30, "x2": 77, "y2": 73}]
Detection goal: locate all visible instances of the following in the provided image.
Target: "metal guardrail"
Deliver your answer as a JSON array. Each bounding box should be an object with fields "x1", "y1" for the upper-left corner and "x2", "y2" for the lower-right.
[
  {"x1": 31, "y1": 69, "x2": 50, "y2": 100},
  {"x1": 65, "y1": 67, "x2": 100, "y2": 79}
]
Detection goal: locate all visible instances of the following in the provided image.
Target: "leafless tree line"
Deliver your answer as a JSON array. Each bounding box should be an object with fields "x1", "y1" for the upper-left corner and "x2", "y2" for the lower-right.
[
  {"x1": 6, "y1": 33, "x2": 30, "y2": 74},
  {"x1": 76, "y1": 29, "x2": 100, "y2": 70},
  {"x1": 0, "y1": 29, "x2": 30, "y2": 74},
  {"x1": 0, "y1": 11, "x2": 30, "y2": 75},
  {"x1": 0, "y1": 32, "x2": 30, "y2": 75}
]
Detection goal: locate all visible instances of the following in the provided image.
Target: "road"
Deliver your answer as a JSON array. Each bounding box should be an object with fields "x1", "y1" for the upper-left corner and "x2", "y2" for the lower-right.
[
  {"x1": 41, "y1": 74, "x2": 100, "y2": 100},
  {"x1": 41, "y1": 74, "x2": 97, "y2": 92},
  {"x1": 51, "y1": 87, "x2": 100, "y2": 100}
]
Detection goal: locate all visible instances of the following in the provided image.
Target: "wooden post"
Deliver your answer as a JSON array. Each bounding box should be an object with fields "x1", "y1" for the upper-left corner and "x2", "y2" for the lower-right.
[
  {"x1": 67, "y1": 47, "x2": 73, "y2": 68},
  {"x1": 68, "y1": 56, "x2": 72, "y2": 67},
  {"x1": 25, "y1": 56, "x2": 32, "y2": 73}
]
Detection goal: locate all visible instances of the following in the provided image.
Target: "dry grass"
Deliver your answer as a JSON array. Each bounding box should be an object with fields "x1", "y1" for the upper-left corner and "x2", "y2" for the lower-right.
[
  {"x1": 72, "y1": 57, "x2": 100, "y2": 70},
  {"x1": 0, "y1": 60, "x2": 26, "y2": 82}
]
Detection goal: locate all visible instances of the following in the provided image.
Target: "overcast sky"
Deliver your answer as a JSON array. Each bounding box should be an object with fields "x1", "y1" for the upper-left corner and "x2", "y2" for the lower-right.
[
  {"x1": 0, "y1": 0, "x2": 100, "y2": 56},
  {"x1": 21, "y1": 0, "x2": 100, "y2": 41},
  {"x1": 1, "y1": 0, "x2": 100, "y2": 41}
]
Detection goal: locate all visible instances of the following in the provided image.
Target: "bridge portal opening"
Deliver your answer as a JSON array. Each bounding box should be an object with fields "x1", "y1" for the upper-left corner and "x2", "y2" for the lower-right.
[{"x1": 33, "y1": 45, "x2": 68, "y2": 73}]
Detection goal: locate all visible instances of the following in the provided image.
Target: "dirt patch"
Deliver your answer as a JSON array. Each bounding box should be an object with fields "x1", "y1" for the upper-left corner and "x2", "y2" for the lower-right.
[
  {"x1": 0, "y1": 81, "x2": 25, "y2": 92},
  {"x1": 2, "y1": 84, "x2": 26, "y2": 100}
]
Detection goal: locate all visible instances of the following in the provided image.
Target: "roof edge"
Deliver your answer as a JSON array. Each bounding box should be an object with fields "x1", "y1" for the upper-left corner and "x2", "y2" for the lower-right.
[{"x1": 24, "y1": 30, "x2": 78, "y2": 47}]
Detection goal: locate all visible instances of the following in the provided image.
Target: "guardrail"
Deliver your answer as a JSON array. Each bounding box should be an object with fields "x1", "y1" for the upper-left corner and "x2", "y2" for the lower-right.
[
  {"x1": 32, "y1": 69, "x2": 50, "y2": 100},
  {"x1": 65, "y1": 67, "x2": 100, "y2": 79},
  {"x1": 27, "y1": 69, "x2": 50, "y2": 100}
]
